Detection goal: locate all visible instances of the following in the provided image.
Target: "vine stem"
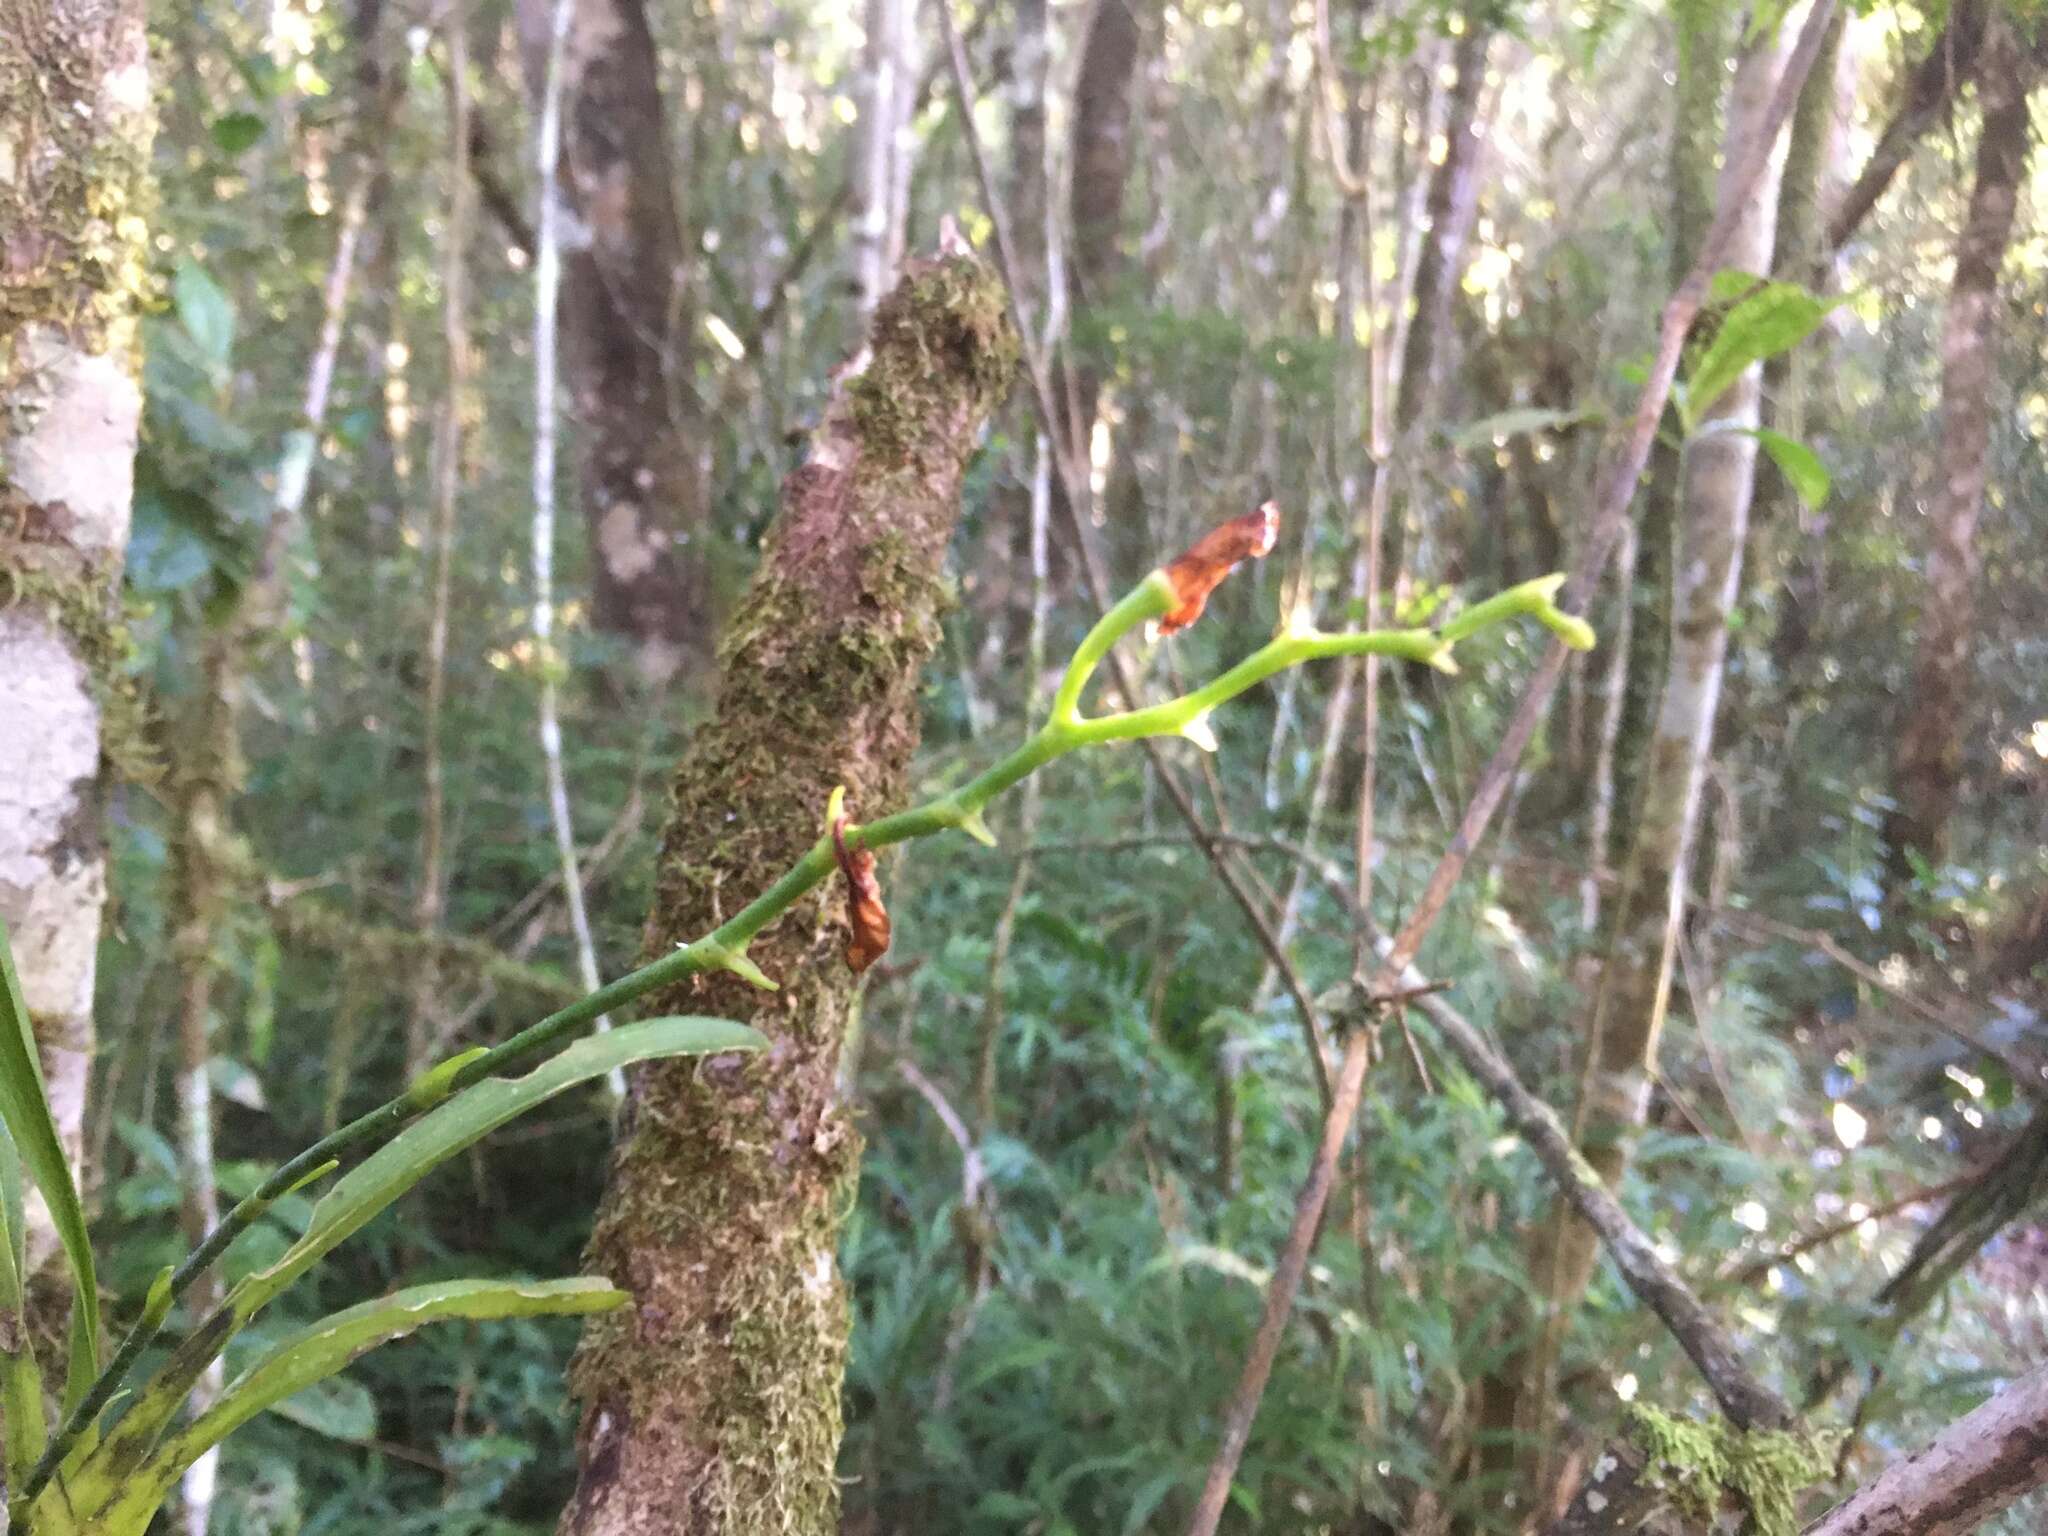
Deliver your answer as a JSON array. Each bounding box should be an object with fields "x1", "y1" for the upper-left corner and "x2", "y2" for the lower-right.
[{"x1": 20, "y1": 560, "x2": 1582, "y2": 1513}]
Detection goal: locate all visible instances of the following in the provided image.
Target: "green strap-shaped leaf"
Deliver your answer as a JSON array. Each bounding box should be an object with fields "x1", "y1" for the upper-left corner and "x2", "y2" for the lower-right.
[
  {"x1": 66, "y1": 1277, "x2": 628, "y2": 1536},
  {"x1": 246, "y1": 1016, "x2": 756, "y2": 1312},
  {"x1": 0, "y1": 1120, "x2": 47, "y2": 1486},
  {"x1": 0, "y1": 920, "x2": 101, "y2": 1401},
  {"x1": 74, "y1": 1015, "x2": 758, "y2": 1492}
]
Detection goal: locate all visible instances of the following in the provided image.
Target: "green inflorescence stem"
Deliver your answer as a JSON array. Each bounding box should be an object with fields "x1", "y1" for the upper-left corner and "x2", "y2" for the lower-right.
[{"x1": 19, "y1": 564, "x2": 1589, "y2": 1516}]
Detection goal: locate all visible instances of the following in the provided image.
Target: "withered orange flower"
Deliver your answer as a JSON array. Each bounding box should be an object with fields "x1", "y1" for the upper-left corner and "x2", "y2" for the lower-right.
[
  {"x1": 1159, "y1": 501, "x2": 1281, "y2": 635},
  {"x1": 832, "y1": 810, "x2": 891, "y2": 974}
]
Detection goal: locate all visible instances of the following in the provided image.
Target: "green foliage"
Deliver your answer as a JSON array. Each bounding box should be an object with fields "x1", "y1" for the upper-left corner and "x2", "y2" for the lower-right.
[
  {"x1": 1627, "y1": 1404, "x2": 1834, "y2": 1536},
  {"x1": 1680, "y1": 274, "x2": 1849, "y2": 432},
  {"x1": 1748, "y1": 426, "x2": 1831, "y2": 509},
  {"x1": 0, "y1": 922, "x2": 761, "y2": 1534},
  {"x1": 0, "y1": 921, "x2": 100, "y2": 1413},
  {"x1": 69, "y1": 1279, "x2": 627, "y2": 1536}
]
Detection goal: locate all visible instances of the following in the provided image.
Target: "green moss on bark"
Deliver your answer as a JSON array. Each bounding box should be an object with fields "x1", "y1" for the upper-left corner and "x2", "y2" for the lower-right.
[{"x1": 1628, "y1": 1404, "x2": 1833, "y2": 1536}]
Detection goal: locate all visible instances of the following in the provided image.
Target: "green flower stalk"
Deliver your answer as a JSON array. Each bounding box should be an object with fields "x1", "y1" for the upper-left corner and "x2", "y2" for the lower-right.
[{"x1": 21, "y1": 506, "x2": 1592, "y2": 1514}]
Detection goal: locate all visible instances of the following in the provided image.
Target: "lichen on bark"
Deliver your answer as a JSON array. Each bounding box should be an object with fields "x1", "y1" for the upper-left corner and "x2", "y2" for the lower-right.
[
  {"x1": 558, "y1": 251, "x2": 1016, "y2": 1536},
  {"x1": 1, "y1": 0, "x2": 155, "y2": 1285}
]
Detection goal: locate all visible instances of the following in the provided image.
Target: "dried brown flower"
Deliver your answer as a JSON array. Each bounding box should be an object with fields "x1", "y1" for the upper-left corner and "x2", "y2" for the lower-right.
[
  {"x1": 832, "y1": 809, "x2": 891, "y2": 974},
  {"x1": 1159, "y1": 501, "x2": 1281, "y2": 635}
]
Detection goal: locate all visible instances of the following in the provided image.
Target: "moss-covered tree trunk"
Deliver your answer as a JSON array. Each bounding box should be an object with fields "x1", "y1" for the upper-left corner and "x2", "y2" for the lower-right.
[
  {"x1": 558, "y1": 250, "x2": 1014, "y2": 1536},
  {"x1": 0, "y1": 0, "x2": 153, "y2": 1276}
]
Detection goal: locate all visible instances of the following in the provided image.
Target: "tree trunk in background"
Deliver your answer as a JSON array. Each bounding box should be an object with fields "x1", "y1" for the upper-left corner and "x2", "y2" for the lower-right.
[
  {"x1": 1005, "y1": 0, "x2": 1048, "y2": 308},
  {"x1": 1754, "y1": 6, "x2": 1842, "y2": 531},
  {"x1": 1481, "y1": 21, "x2": 1790, "y2": 1518},
  {"x1": 1755, "y1": 8, "x2": 1848, "y2": 698},
  {"x1": 1884, "y1": 14, "x2": 2030, "y2": 882},
  {"x1": 976, "y1": 0, "x2": 1047, "y2": 643},
  {"x1": 1395, "y1": 21, "x2": 1491, "y2": 436},
  {"x1": 1065, "y1": 0, "x2": 1144, "y2": 469},
  {"x1": 0, "y1": 0, "x2": 153, "y2": 1276},
  {"x1": 854, "y1": 0, "x2": 918, "y2": 321},
  {"x1": 1614, "y1": 0, "x2": 1725, "y2": 837},
  {"x1": 517, "y1": 0, "x2": 710, "y2": 689},
  {"x1": 1825, "y1": 0, "x2": 1989, "y2": 257},
  {"x1": 1389, "y1": 20, "x2": 1492, "y2": 587},
  {"x1": 558, "y1": 252, "x2": 1015, "y2": 1536}
]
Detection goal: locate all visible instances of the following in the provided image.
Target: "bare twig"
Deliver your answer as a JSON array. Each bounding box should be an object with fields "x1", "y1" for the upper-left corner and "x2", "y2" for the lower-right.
[
  {"x1": 1183, "y1": 9, "x2": 1841, "y2": 1527},
  {"x1": 1720, "y1": 1169, "x2": 1981, "y2": 1287},
  {"x1": 1390, "y1": 953, "x2": 1793, "y2": 1430}
]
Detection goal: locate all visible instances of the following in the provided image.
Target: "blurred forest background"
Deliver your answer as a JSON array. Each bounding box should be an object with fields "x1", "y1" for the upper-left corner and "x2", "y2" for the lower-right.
[{"x1": 4, "y1": 0, "x2": 2048, "y2": 1530}]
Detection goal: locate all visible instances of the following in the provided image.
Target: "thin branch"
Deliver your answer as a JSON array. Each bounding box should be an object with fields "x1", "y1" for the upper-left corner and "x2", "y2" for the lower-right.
[
  {"x1": 1719, "y1": 1169, "x2": 1981, "y2": 1287},
  {"x1": 1398, "y1": 965, "x2": 1791, "y2": 1429},
  {"x1": 1183, "y1": 8, "x2": 1840, "y2": 1526}
]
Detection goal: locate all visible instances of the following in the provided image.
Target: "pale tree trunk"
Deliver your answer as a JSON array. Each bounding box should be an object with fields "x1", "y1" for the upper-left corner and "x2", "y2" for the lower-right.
[
  {"x1": 1395, "y1": 20, "x2": 1492, "y2": 434},
  {"x1": 1005, "y1": 0, "x2": 1048, "y2": 311},
  {"x1": 1485, "y1": 18, "x2": 1793, "y2": 1517},
  {"x1": 1884, "y1": 13, "x2": 2031, "y2": 880},
  {"x1": 409, "y1": 2, "x2": 472, "y2": 1077},
  {"x1": 972, "y1": 0, "x2": 1055, "y2": 1132},
  {"x1": 1388, "y1": 18, "x2": 1493, "y2": 590},
  {"x1": 516, "y1": 0, "x2": 710, "y2": 689},
  {"x1": 532, "y1": 0, "x2": 617, "y2": 1096},
  {"x1": 558, "y1": 251, "x2": 1014, "y2": 1536},
  {"x1": 0, "y1": 0, "x2": 153, "y2": 1279},
  {"x1": 973, "y1": 0, "x2": 1048, "y2": 656},
  {"x1": 853, "y1": 0, "x2": 918, "y2": 321},
  {"x1": 1617, "y1": 1, "x2": 1725, "y2": 810}
]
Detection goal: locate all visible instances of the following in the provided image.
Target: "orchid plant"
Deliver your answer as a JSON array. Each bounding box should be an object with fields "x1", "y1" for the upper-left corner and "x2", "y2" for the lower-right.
[{"x1": 0, "y1": 503, "x2": 1590, "y2": 1531}]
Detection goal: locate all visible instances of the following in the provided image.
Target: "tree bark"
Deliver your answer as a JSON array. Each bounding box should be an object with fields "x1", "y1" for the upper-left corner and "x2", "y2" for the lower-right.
[
  {"x1": 0, "y1": 0, "x2": 153, "y2": 1277},
  {"x1": 558, "y1": 250, "x2": 1015, "y2": 1536},
  {"x1": 853, "y1": 0, "x2": 919, "y2": 321},
  {"x1": 1490, "y1": 18, "x2": 1792, "y2": 1512},
  {"x1": 1064, "y1": 0, "x2": 1145, "y2": 464},
  {"x1": 1616, "y1": 0, "x2": 1726, "y2": 833},
  {"x1": 1395, "y1": 20, "x2": 1492, "y2": 435},
  {"x1": 516, "y1": 0, "x2": 711, "y2": 689},
  {"x1": 1801, "y1": 1358, "x2": 2048, "y2": 1536},
  {"x1": 1884, "y1": 13, "x2": 2031, "y2": 878}
]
